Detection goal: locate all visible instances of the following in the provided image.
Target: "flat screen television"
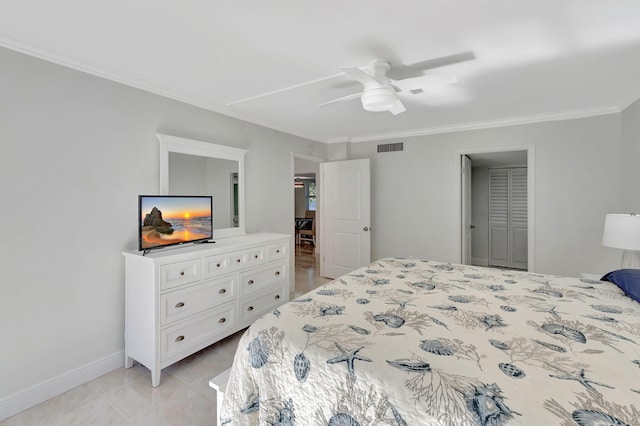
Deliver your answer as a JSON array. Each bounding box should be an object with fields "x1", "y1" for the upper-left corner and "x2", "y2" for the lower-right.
[{"x1": 138, "y1": 195, "x2": 213, "y2": 252}]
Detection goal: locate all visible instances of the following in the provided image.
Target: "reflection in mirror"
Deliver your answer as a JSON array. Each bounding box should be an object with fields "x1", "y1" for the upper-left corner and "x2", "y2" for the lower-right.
[
  {"x1": 168, "y1": 153, "x2": 240, "y2": 229},
  {"x1": 158, "y1": 134, "x2": 247, "y2": 238}
]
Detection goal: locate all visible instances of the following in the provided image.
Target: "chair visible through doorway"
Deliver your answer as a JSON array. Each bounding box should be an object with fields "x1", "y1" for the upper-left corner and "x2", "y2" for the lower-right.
[{"x1": 297, "y1": 210, "x2": 315, "y2": 246}]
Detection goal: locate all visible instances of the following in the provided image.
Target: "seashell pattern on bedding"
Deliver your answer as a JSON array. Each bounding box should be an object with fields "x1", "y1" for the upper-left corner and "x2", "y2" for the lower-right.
[{"x1": 220, "y1": 258, "x2": 640, "y2": 425}]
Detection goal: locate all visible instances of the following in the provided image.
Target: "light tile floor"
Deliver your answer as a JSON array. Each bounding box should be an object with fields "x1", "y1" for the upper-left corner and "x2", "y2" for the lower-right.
[{"x1": 1, "y1": 245, "x2": 330, "y2": 426}]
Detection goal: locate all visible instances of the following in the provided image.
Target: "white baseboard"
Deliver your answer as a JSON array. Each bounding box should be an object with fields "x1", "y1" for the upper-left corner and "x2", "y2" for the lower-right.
[
  {"x1": 0, "y1": 350, "x2": 123, "y2": 421},
  {"x1": 471, "y1": 257, "x2": 489, "y2": 266}
]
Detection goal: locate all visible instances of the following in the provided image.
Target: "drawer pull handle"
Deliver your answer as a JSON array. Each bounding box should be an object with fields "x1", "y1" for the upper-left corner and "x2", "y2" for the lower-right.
[
  {"x1": 276, "y1": 249, "x2": 280, "y2": 253},
  {"x1": 218, "y1": 317, "x2": 226, "y2": 323},
  {"x1": 254, "y1": 255, "x2": 259, "y2": 259},
  {"x1": 179, "y1": 271, "x2": 185, "y2": 276},
  {"x1": 236, "y1": 258, "x2": 241, "y2": 263},
  {"x1": 218, "y1": 288, "x2": 226, "y2": 294},
  {"x1": 175, "y1": 302, "x2": 185, "y2": 308},
  {"x1": 247, "y1": 306, "x2": 254, "y2": 311},
  {"x1": 275, "y1": 295, "x2": 280, "y2": 300},
  {"x1": 216, "y1": 263, "x2": 221, "y2": 268},
  {"x1": 274, "y1": 271, "x2": 281, "y2": 276},
  {"x1": 175, "y1": 335, "x2": 185, "y2": 342},
  {"x1": 248, "y1": 280, "x2": 254, "y2": 285}
]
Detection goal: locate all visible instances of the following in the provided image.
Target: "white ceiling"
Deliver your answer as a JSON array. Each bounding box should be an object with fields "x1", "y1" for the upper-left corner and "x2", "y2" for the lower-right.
[{"x1": 2, "y1": 1, "x2": 640, "y2": 143}]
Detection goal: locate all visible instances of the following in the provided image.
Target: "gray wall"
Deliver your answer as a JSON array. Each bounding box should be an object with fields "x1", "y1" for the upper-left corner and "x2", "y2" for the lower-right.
[
  {"x1": 0, "y1": 46, "x2": 326, "y2": 402},
  {"x1": 349, "y1": 115, "x2": 624, "y2": 277},
  {"x1": 471, "y1": 167, "x2": 489, "y2": 266},
  {"x1": 621, "y1": 97, "x2": 640, "y2": 213}
]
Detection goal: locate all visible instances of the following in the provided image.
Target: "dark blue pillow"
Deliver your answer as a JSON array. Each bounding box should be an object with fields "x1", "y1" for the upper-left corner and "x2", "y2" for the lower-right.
[{"x1": 601, "y1": 269, "x2": 640, "y2": 303}]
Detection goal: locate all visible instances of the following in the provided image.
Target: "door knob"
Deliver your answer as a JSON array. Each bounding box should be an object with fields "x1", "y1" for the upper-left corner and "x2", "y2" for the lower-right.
[{"x1": 363, "y1": 226, "x2": 369, "y2": 231}]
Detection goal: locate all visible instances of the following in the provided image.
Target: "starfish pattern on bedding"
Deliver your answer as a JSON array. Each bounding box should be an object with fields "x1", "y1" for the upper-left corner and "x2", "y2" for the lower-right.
[
  {"x1": 548, "y1": 368, "x2": 614, "y2": 392},
  {"x1": 326, "y1": 343, "x2": 372, "y2": 379}
]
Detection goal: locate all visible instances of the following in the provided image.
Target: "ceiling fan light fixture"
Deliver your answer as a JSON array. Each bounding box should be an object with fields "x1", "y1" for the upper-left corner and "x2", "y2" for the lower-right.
[{"x1": 361, "y1": 88, "x2": 397, "y2": 112}]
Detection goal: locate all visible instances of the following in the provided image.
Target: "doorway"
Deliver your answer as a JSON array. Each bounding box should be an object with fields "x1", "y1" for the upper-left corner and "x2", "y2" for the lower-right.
[
  {"x1": 291, "y1": 155, "x2": 373, "y2": 289},
  {"x1": 292, "y1": 154, "x2": 328, "y2": 296},
  {"x1": 457, "y1": 146, "x2": 535, "y2": 271}
]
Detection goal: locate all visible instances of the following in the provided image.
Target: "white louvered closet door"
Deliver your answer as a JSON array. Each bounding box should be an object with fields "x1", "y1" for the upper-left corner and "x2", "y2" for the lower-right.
[
  {"x1": 509, "y1": 169, "x2": 528, "y2": 269},
  {"x1": 489, "y1": 168, "x2": 528, "y2": 269}
]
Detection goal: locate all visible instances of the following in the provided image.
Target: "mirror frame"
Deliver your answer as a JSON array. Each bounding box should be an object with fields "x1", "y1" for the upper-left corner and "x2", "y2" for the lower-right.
[{"x1": 157, "y1": 133, "x2": 247, "y2": 239}]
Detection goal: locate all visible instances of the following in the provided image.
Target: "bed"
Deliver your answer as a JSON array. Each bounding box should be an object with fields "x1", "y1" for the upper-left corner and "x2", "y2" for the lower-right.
[{"x1": 219, "y1": 258, "x2": 640, "y2": 425}]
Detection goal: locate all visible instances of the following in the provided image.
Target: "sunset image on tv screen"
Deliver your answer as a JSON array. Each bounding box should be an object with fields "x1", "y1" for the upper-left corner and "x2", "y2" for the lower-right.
[{"x1": 139, "y1": 196, "x2": 212, "y2": 249}]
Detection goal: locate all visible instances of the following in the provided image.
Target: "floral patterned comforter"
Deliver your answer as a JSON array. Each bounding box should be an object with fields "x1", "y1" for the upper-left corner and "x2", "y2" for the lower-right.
[{"x1": 220, "y1": 258, "x2": 640, "y2": 425}]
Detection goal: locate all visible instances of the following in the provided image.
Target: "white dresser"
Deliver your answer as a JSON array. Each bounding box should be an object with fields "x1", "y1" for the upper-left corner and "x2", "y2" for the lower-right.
[{"x1": 123, "y1": 233, "x2": 291, "y2": 386}]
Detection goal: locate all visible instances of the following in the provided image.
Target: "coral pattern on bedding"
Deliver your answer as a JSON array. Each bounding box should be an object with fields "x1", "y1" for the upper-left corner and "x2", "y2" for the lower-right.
[{"x1": 220, "y1": 259, "x2": 640, "y2": 425}]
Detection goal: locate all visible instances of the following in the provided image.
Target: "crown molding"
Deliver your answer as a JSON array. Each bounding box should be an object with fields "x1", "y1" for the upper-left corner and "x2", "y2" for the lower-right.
[
  {"x1": 0, "y1": 31, "x2": 326, "y2": 144},
  {"x1": 615, "y1": 85, "x2": 640, "y2": 112},
  {"x1": 344, "y1": 105, "x2": 622, "y2": 143},
  {"x1": 0, "y1": 30, "x2": 631, "y2": 146}
]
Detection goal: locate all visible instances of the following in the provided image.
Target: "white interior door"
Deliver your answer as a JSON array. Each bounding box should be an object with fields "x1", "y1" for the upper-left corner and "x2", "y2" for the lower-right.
[
  {"x1": 461, "y1": 155, "x2": 472, "y2": 264},
  {"x1": 320, "y1": 159, "x2": 371, "y2": 279}
]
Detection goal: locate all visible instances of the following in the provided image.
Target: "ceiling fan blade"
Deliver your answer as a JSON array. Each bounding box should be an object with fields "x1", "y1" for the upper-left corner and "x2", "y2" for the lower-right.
[
  {"x1": 386, "y1": 51, "x2": 475, "y2": 80},
  {"x1": 316, "y1": 92, "x2": 362, "y2": 107},
  {"x1": 341, "y1": 66, "x2": 381, "y2": 88},
  {"x1": 393, "y1": 72, "x2": 457, "y2": 92},
  {"x1": 389, "y1": 99, "x2": 406, "y2": 115}
]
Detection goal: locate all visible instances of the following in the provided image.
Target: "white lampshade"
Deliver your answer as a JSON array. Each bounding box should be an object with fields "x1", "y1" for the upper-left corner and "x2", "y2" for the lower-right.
[{"x1": 602, "y1": 213, "x2": 640, "y2": 250}]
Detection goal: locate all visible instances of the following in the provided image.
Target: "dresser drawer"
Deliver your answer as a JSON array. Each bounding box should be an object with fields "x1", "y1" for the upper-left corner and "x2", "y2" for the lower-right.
[
  {"x1": 159, "y1": 259, "x2": 201, "y2": 290},
  {"x1": 160, "y1": 276, "x2": 237, "y2": 326},
  {"x1": 228, "y1": 250, "x2": 248, "y2": 269},
  {"x1": 161, "y1": 304, "x2": 237, "y2": 361},
  {"x1": 245, "y1": 246, "x2": 266, "y2": 266},
  {"x1": 239, "y1": 285, "x2": 288, "y2": 326},
  {"x1": 239, "y1": 261, "x2": 287, "y2": 295},
  {"x1": 266, "y1": 241, "x2": 287, "y2": 262},
  {"x1": 204, "y1": 253, "x2": 232, "y2": 277},
  {"x1": 204, "y1": 247, "x2": 265, "y2": 279}
]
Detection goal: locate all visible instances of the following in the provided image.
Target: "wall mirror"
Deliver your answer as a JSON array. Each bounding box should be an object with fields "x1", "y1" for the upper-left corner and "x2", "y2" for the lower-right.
[{"x1": 158, "y1": 133, "x2": 247, "y2": 238}]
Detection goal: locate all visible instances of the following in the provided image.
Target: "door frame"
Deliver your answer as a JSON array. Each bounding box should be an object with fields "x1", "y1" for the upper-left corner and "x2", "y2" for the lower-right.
[
  {"x1": 454, "y1": 145, "x2": 536, "y2": 271},
  {"x1": 461, "y1": 155, "x2": 472, "y2": 265}
]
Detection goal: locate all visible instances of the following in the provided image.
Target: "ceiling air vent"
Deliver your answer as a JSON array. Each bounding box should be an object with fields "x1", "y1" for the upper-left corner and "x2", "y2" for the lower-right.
[{"x1": 377, "y1": 142, "x2": 404, "y2": 153}]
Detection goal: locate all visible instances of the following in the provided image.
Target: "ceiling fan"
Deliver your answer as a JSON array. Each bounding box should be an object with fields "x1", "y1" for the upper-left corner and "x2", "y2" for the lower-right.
[{"x1": 317, "y1": 60, "x2": 457, "y2": 115}]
